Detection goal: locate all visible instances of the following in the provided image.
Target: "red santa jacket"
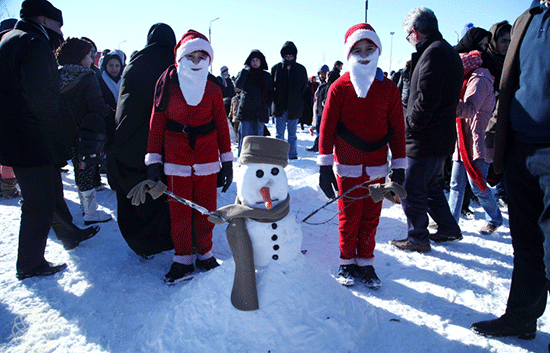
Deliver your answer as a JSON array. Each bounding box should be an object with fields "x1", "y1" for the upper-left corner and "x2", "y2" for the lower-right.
[
  {"x1": 318, "y1": 70, "x2": 406, "y2": 179},
  {"x1": 145, "y1": 79, "x2": 233, "y2": 176}
]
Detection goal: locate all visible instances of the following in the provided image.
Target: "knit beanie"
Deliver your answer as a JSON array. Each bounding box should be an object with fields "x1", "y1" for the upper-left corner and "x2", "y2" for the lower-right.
[
  {"x1": 56, "y1": 37, "x2": 92, "y2": 66},
  {"x1": 239, "y1": 136, "x2": 289, "y2": 168},
  {"x1": 20, "y1": 0, "x2": 63, "y2": 25},
  {"x1": 318, "y1": 64, "x2": 329, "y2": 74},
  {"x1": 460, "y1": 50, "x2": 482, "y2": 75},
  {"x1": 343, "y1": 23, "x2": 382, "y2": 60},
  {"x1": 174, "y1": 29, "x2": 213, "y2": 66},
  {"x1": 220, "y1": 65, "x2": 229, "y2": 74}
]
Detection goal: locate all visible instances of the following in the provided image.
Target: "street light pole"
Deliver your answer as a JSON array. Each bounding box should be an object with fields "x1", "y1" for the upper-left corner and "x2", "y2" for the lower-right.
[
  {"x1": 208, "y1": 17, "x2": 220, "y2": 72},
  {"x1": 389, "y1": 32, "x2": 394, "y2": 73},
  {"x1": 365, "y1": 0, "x2": 368, "y2": 23}
]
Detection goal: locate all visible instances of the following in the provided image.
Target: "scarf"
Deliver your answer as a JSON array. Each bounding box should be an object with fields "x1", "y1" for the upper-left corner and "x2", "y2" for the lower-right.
[
  {"x1": 348, "y1": 50, "x2": 379, "y2": 98},
  {"x1": 220, "y1": 73, "x2": 229, "y2": 88},
  {"x1": 59, "y1": 64, "x2": 94, "y2": 93},
  {"x1": 176, "y1": 56, "x2": 209, "y2": 106},
  {"x1": 457, "y1": 51, "x2": 487, "y2": 192},
  {"x1": 101, "y1": 71, "x2": 121, "y2": 103},
  {"x1": 250, "y1": 68, "x2": 269, "y2": 102},
  {"x1": 208, "y1": 194, "x2": 290, "y2": 225}
]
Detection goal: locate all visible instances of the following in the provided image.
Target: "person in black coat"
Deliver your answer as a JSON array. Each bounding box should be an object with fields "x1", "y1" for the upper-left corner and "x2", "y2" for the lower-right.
[
  {"x1": 391, "y1": 7, "x2": 464, "y2": 253},
  {"x1": 235, "y1": 50, "x2": 273, "y2": 156},
  {"x1": 217, "y1": 65, "x2": 236, "y2": 116},
  {"x1": 271, "y1": 41, "x2": 308, "y2": 160},
  {"x1": 107, "y1": 23, "x2": 176, "y2": 257},
  {"x1": 0, "y1": 0, "x2": 98, "y2": 279}
]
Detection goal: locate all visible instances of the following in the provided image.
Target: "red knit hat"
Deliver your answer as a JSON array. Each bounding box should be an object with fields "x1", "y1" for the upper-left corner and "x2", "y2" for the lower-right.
[
  {"x1": 344, "y1": 23, "x2": 382, "y2": 60},
  {"x1": 174, "y1": 29, "x2": 213, "y2": 66},
  {"x1": 460, "y1": 50, "x2": 482, "y2": 75}
]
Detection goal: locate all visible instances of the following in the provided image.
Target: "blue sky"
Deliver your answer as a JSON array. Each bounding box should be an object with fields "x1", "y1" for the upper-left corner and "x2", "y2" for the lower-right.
[{"x1": 1, "y1": 0, "x2": 526, "y2": 77}]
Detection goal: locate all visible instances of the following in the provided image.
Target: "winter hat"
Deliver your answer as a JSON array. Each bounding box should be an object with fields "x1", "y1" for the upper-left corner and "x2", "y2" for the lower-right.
[
  {"x1": 460, "y1": 50, "x2": 483, "y2": 75},
  {"x1": 20, "y1": 0, "x2": 63, "y2": 25},
  {"x1": 343, "y1": 23, "x2": 382, "y2": 60},
  {"x1": 220, "y1": 65, "x2": 229, "y2": 74},
  {"x1": 56, "y1": 37, "x2": 92, "y2": 66},
  {"x1": 239, "y1": 136, "x2": 290, "y2": 168},
  {"x1": 318, "y1": 64, "x2": 329, "y2": 74},
  {"x1": 174, "y1": 29, "x2": 213, "y2": 66},
  {"x1": 280, "y1": 41, "x2": 298, "y2": 58}
]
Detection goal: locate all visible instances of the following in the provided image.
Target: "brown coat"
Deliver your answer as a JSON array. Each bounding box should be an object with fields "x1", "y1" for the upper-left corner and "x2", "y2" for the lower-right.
[{"x1": 492, "y1": 6, "x2": 538, "y2": 173}]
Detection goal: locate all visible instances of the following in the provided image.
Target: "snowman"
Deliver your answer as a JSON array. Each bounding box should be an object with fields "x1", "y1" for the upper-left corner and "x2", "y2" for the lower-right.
[{"x1": 208, "y1": 136, "x2": 302, "y2": 311}]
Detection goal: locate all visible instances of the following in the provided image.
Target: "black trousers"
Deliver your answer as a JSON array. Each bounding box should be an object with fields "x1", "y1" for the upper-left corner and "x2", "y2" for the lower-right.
[
  {"x1": 504, "y1": 139, "x2": 550, "y2": 326},
  {"x1": 13, "y1": 164, "x2": 73, "y2": 272}
]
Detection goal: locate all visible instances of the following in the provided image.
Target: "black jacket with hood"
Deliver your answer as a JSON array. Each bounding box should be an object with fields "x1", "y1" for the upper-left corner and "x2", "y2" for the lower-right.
[
  {"x1": 270, "y1": 41, "x2": 308, "y2": 120},
  {"x1": 235, "y1": 50, "x2": 273, "y2": 123}
]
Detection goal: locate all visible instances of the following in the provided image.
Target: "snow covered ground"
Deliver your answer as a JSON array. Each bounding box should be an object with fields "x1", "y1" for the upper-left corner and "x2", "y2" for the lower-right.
[{"x1": 1, "y1": 124, "x2": 549, "y2": 353}]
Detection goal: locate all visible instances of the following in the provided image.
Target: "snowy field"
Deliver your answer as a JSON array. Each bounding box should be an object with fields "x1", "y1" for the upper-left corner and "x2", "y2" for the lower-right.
[{"x1": 1, "y1": 124, "x2": 549, "y2": 353}]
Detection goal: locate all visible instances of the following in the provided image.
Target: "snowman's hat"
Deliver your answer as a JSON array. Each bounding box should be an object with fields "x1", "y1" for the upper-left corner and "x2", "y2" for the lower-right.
[{"x1": 239, "y1": 136, "x2": 290, "y2": 168}]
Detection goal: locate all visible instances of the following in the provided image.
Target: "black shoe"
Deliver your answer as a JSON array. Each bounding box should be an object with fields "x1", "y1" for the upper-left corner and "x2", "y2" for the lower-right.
[
  {"x1": 336, "y1": 265, "x2": 356, "y2": 286},
  {"x1": 163, "y1": 262, "x2": 194, "y2": 285},
  {"x1": 471, "y1": 315, "x2": 536, "y2": 340},
  {"x1": 195, "y1": 257, "x2": 220, "y2": 271},
  {"x1": 16, "y1": 262, "x2": 67, "y2": 280},
  {"x1": 306, "y1": 146, "x2": 318, "y2": 152},
  {"x1": 429, "y1": 232, "x2": 463, "y2": 243},
  {"x1": 60, "y1": 225, "x2": 100, "y2": 250},
  {"x1": 390, "y1": 239, "x2": 431, "y2": 253},
  {"x1": 355, "y1": 265, "x2": 381, "y2": 289}
]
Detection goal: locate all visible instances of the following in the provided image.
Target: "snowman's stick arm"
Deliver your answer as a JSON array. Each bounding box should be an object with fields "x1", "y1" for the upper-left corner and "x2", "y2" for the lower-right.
[
  {"x1": 164, "y1": 190, "x2": 229, "y2": 223},
  {"x1": 301, "y1": 179, "x2": 371, "y2": 223}
]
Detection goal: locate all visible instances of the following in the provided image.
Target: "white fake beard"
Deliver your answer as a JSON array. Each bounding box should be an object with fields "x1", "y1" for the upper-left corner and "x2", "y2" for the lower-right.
[
  {"x1": 349, "y1": 50, "x2": 379, "y2": 98},
  {"x1": 177, "y1": 58, "x2": 209, "y2": 106}
]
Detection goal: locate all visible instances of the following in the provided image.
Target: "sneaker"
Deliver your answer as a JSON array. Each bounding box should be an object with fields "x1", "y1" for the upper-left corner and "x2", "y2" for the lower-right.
[
  {"x1": 163, "y1": 262, "x2": 194, "y2": 285},
  {"x1": 16, "y1": 261, "x2": 67, "y2": 280},
  {"x1": 479, "y1": 223, "x2": 498, "y2": 235},
  {"x1": 195, "y1": 257, "x2": 220, "y2": 271},
  {"x1": 461, "y1": 208, "x2": 474, "y2": 219},
  {"x1": 429, "y1": 232, "x2": 463, "y2": 243},
  {"x1": 355, "y1": 265, "x2": 381, "y2": 289},
  {"x1": 336, "y1": 265, "x2": 356, "y2": 286},
  {"x1": 497, "y1": 198, "x2": 507, "y2": 209},
  {"x1": 390, "y1": 239, "x2": 431, "y2": 253},
  {"x1": 471, "y1": 315, "x2": 536, "y2": 340}
]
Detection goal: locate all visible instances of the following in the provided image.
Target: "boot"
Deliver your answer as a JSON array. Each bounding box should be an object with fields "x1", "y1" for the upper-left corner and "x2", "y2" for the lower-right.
[
  {"x1": 0, "y1": 178, "x2": 21, "y2": 198},
  {"x1": 79, "y1": 189, "x2": 112, "y2": 225},
  {"x1": 51, "y1": 208, "x2": 100, "y2": 250}
]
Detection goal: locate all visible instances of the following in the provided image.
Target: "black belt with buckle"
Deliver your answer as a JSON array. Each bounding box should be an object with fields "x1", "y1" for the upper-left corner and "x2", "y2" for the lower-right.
[{"x1": 165, "y1": 119, "x2": 216, "y2": 149}]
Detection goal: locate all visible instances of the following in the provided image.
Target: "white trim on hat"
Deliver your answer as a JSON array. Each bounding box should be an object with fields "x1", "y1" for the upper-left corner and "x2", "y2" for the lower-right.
[
  {"x1": 176, "y1": 37, "x2": 213, "y2": 64},
  {"x1": 344, "y1": 29, "x2": 382, "y2": 60}
]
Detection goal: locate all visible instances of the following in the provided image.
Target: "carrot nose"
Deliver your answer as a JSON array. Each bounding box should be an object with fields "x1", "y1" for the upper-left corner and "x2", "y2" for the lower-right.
[{"x1": 260, "y1": 186, "x2": 272, "y2": 209}]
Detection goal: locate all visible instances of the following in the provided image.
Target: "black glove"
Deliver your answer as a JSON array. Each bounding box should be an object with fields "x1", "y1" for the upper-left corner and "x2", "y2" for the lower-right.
[
  {"x1": 389, "y1": 168, "x2": 405, "y2": 186},
  {"x1": 147, "y1": 163, "x2": 163, "y2": 182},
  {"x1": 319, "y1": 165, "x2": 338, "y2": 199},
  {"x1": 217, "y1": 161, "x2": 233, "y2": 193}
]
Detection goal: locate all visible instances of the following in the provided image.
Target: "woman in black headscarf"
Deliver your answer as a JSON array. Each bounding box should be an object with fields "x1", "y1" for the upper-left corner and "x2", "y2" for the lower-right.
[
  {"x1": 107, "y1": 23, "x2": 177, "y2": 257},
  {"x1": 482, "y1": 21, "x2": 512, "y2": 92},
  {"x1": 455, "y1": 27, "x2": 492, "y2": 54}
]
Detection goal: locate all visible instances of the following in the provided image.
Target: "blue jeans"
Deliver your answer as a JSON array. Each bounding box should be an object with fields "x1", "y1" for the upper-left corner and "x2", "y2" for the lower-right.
[
  {"x1": 400, "y1": 156, "x2": 461, "y2": 244},
  {"x1": 503, "y1": 139, "x2": 550, "y2": 326},
  {"x1": 448, "y1": 159, "x2": 503, "y2": 226},
  {"x1": 275, "y1": 111, "x2": 298, "y2": 159},
  {"x1": 238, "y1": 120, "x2": 265, "y2": 157}
]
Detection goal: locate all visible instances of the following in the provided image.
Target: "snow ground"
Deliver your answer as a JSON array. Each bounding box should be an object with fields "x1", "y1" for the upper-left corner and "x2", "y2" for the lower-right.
[{"x1": 1, "y1": 124, "x2": 549, "y2": 353}]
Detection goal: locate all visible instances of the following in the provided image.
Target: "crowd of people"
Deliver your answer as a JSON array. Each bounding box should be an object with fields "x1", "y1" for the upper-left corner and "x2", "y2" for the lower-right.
[{"x1": 1, "y1": 0, "x2": 550, "y2": 346}]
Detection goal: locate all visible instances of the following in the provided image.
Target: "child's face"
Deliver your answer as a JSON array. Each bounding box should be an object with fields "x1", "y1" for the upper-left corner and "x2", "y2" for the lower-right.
[
  {"x1": 250, "y1": 57, "x2": 261, "y2": 69},
  {"x1": 350, "y1": 40, "x2": 378, "y2": 62},
  {"x1": 184, "y1": 51, "x2": 209, "y2": 67}
]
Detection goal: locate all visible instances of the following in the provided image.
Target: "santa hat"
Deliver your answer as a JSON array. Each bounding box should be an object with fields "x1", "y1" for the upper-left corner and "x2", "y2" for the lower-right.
[
  {"x1": 174, "y1": 29, "x2": 213, "y2": 65},
  {"x1": 343, "y1": 23, "x2": 382, "y2": 60}
]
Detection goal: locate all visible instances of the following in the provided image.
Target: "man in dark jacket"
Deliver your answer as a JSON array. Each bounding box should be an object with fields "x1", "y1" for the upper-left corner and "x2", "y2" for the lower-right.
[
  {"x1": 0, "y1": 0, "x2": 98, "y2": 279},
  {"x1": 391, "y1": 7, "x2": 463, "y2": 253},
  {"x1": 107, "y1": 23, "x2": 176, "y2": 257},
  {"x1": 471, "y1": 0, "x2": 550, "y2": 340},
  {"x1": 217, "y1": 65, "x2": 236, "y2": 116},
  {"x1": 271, "y1": 41, "x2": 308, "y2": 160}
]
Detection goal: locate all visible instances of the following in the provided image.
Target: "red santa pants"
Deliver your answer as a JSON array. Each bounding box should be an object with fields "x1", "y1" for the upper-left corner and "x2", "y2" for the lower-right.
[
  {"x1": 167, "y1": 173, "x2": 217, "y2": 256},
  {"x1": 337, "y1": 175, "x2": 384, "y2": 262}
]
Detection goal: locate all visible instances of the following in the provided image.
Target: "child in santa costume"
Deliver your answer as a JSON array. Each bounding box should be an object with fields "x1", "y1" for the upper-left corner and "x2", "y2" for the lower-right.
[
  {"x1": 317, "y1": 23, "x2": 407, "y2": 288},
  {"x1": 145, "y1": 29, "x2": 233, "y2": 284}
]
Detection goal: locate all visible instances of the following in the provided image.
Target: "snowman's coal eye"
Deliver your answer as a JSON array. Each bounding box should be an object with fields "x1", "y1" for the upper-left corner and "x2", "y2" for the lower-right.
[
  {"x1": 271, "y1": 168, "x2": 279, "y2": 176},
  {"x1": 256, "y1": 169, "x2": 264, "y2": 178}
]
